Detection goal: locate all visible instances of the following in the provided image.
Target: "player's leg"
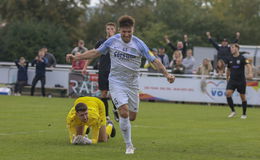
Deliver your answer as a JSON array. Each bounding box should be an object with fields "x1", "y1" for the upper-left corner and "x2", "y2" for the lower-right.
[
  {"x1": 110, "y1": 84, "x2": 134, "y2": 154},
  {"x1": 119, "y1": 87, "x2": 139, "y2": 154},
  {"x1": 118, "y1": 104, "x2": 134, "y2": 153},
  {"x1": 98, "y1": 102, "x2": 116, "y2": 142},
  {"x1": 226, "y1": 81, "x2": 236, "y2": 117},
  {"x1": 99, "y1": 71, "x2": 110, "y2": 118},
  {"x1": 98, "y1": 121, "x2": 116, "y2": 142},
  {"x1": 226, "y1": 89, "x2": 236, "y2": 117},
  {"x1": 238, "y1": 81, "x2": 247, "y2": 119},
  {"x1": 31, "y1": 75, "x2": 40, "y2": 96},
  {"x1": 98, "y1": 125, "x2": 108, "y2": 142},
  {"x1": 128, "y1": 87, "x2": 139, "y2": 121},
  {"x1": 100, "y1": 90, "x2": 109, "y2": 118}
]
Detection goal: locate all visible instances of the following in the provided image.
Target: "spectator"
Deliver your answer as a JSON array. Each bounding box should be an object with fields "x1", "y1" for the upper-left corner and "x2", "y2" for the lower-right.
[
  {"x1": 14, "y1": 57, "x2": 29, "y2": 96},
  {"x1": 71, "y1": 52, "x2": 86, "y2": 71},
  {"x1": 214, "y1": 59, "x2": 226, "y2": 77},
  {"x1": 144, "y1": 48, "x2": 161, "y2": 72},
  {"x1": 182, "y1": 49, "x2": 196, "y2": 74},
  {"x1": 71, "y1": 40, "x2": 88, "y2": 75},
  {"x1": 172, "y1": 58, "x2": 185, "y2": 74},
  {"x1": 31, "y1": 49, "x2": 48, "y2": 97},
  {"x1": 206, "y1": 32, "x2": 240, "y2": 63},
  {"x1": 71, "y1": 40, "x2": 88, "y2": 54},
  {"x1": 169, "y1": 50, "x2": 183, "y2": 68},
  {"x1": 158, "y1": 47, "x2": 170, "y2": 68},
  {"x1": 196, "y1": 58, "x2": 213, "y2": 75},
  {"x1": 164, "y1": 34, "x2": 190, "y2": 58},
  {"x1": 42, "y1": 47, "x2": 56, "y2": 67}
]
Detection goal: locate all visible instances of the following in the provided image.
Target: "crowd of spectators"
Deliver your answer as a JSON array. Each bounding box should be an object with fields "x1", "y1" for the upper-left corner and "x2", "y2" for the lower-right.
[
  {"x1": 13, "y1": 47, "x2": 57, "y2": 96},
  {"x1": 144, "y1": 32, "x2": 258, "y2": 79},
  {"x1": 13, "y1": 32, "x2": 260, "y2": 96}
]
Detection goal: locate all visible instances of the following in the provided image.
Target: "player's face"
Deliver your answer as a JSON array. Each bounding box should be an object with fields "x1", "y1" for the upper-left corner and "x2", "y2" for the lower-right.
[
  {"x1": 106, "y1": 25, "x2": 116, "y2": 37},
  {"x1": 230, "y1": 45, "x2": 238, "y2": 54},
  {"x1": 76, "y1": 110, "x2": 88, "y2": 122},
  {"x1": 120, "y1": 26, "x2": 134, "y2": 43}
]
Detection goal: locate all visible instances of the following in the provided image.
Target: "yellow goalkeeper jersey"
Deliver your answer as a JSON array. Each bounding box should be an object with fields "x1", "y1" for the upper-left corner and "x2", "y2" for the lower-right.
[{"x1": 66, "y1": 97, "x2": 106, "y2": 144}]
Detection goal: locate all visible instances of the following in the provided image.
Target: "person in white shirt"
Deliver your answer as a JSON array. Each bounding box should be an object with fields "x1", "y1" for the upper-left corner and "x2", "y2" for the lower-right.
[
  {"x1": 66, "y1": 15, "x2": 175, "y2": 154},
  {"x1": 182, "y1": 49, "x2": 196, "y2": 74}
]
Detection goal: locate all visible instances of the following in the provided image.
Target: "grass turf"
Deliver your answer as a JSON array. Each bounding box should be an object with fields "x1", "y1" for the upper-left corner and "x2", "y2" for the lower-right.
[{"x1": 0, "y1": 95, "x2": 260, "y2": 160}]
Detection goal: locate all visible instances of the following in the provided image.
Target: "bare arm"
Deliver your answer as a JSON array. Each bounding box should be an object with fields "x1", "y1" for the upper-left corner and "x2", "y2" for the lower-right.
[
  {"x1": 75, "y1": 125, "x2": 85, "y2": 136},
  {"x1": 66, "y1": 49, "x2": 101, "y2": 62},
  {"x1": 82, "y1": 59, "x2": 93, "y2": 75},
  {"x1": 151, "y1": 58, "x2": 175, "y2": 83},
  {"x1": 246, "y1": 63, "x2": 253, "y2": 79},
  {"x1": 226, "y1": 68, "x2": 230, "y2": 81}
]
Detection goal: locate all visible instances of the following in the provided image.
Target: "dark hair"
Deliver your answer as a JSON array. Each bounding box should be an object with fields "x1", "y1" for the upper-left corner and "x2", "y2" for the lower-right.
[
  {"x1": 231, "y1": 43, "x2": 240, "y2": 50},
  {"x1": 106, "y1": 22, "x2": 116, "y2": 27},
  {"x1": 118, "y1": 15, "x2": 135, "y2": 28},
  {"x1": 75, "y1": 103, "x2": 88, "y2": 112}
]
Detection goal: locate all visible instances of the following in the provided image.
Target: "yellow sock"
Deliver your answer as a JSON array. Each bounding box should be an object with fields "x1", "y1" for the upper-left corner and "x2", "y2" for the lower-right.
[{"x1": 106, "y1": 124, "x2": 112, "y2": 137}]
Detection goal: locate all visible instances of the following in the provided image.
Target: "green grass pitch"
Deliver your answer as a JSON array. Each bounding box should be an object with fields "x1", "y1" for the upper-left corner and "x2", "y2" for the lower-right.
[{"x1": 0, "y1": 95, "x2": 260, "y2": 160}]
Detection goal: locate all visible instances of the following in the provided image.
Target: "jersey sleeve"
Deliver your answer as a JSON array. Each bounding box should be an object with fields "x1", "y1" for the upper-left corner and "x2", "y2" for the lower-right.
[
  {"x1": 96, "y1": 37, "x2": 114, "y2": 55},
  {"x1": 136, "y1": 39, "x2": 156, "y2": 62},
  {"x1": 244, "y1": 57, "x2": 250, "y2": 65}
]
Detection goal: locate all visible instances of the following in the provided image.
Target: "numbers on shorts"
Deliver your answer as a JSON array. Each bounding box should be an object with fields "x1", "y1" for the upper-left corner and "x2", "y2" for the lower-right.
[{"x1": 113, "y1": 98, "x2": 119, "y2": 106}]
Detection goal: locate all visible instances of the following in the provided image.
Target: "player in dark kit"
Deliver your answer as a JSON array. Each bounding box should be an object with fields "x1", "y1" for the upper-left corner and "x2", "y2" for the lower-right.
[
  {"x1": 226, "y1": 44, "x2": 253, "y2": 119},
  {"x1": 95, "y1": 22, "x2": 119, "y2": 121}
]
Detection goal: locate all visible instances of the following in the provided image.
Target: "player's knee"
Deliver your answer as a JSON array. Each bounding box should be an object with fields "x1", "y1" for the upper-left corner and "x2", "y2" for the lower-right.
[
  {"x1": 226, "y1": 91, "x2": 232, "y2": 97},
  {"x1": 101, "y1": 90, "x2": 108, "y2": 98},
  {"x1": 129, "y1": 116, "x2": 136, "y2": 121},
  {"x1": 119, "y1": 111, "x2": 129, "y2": 118},
  {"x1": 118, "y1": 106, "x2": 129, "y2": 118},
  {"x1": 240, "y1": 95, "x2": 246, "y2": 101}
]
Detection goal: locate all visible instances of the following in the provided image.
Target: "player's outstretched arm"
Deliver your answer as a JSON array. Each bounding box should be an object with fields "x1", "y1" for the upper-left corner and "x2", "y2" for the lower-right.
[
  {"x1": 246, "y1": 63, "x2": 253, "y2": 80},
  {"x1": 152, "y1": 59, "x2": 175, "y2": 83},
  {"x1": 66, "y1": 49, "x2": 101, "y2": 63},
  {"x1": 226, "y1": 68, "x2": 230, "y2": 81}
]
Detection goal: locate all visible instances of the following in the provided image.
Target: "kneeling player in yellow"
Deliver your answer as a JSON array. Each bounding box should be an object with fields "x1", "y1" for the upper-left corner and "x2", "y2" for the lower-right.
[{"x1": 66, "y1": 96, "x2": 116, "y2": 145}]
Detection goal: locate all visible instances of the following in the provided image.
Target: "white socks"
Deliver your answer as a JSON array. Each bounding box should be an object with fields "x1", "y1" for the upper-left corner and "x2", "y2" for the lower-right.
[{"x1": 119, "y1": 117, "x2": 132, "y2": 147}]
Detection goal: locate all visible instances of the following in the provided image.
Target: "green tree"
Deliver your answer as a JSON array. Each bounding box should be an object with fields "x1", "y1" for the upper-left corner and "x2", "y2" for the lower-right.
[
  {"x1": 0, "y1": 20, "x2": 71, "y2": 63},
  {"x1": 0, "y1": 0, "x2": 90, "y2": 40}
]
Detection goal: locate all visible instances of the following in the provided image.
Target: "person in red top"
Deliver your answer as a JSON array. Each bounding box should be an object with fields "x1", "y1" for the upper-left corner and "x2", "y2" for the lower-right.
[{"x1": 71, "y1": 52, "x2": 86, "y2": 71}]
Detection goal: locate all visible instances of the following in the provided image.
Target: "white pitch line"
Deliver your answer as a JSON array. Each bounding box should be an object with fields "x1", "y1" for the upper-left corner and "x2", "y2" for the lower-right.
[
  {"x1": 0, "y1": 125, "x2": 166, "y2": 136},
  {"x1": 0, "y1": 130, "x2": 47, "y2": 136},
  {"x1": 132, "y1": 125, "x2": 168, "y2": 129}
]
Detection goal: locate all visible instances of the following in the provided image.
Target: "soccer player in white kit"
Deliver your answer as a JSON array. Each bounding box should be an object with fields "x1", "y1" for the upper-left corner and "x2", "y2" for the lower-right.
[{"x1": 66, "y1": 15, "x2": 175, "y2": 154}]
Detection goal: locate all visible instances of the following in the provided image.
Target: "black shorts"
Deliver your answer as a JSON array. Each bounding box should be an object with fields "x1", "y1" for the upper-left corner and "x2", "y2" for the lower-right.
[
  {"x1": 226, "y1": 80, "x2": 246, "y2": 94},
  {"x1": 98, "y1": 71, "x2": 109, "y2": 91}
]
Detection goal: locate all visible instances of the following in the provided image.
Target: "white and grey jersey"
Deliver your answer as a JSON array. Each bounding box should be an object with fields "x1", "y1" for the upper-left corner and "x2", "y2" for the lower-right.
[{"x1": 97, "y1": 34, "x2": 156, "y2": 88}]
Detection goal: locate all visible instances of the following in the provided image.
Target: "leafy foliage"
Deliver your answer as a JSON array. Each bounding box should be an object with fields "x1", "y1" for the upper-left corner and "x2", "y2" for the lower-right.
[
  {"x1": 0, "y1": 0, "x2": 260, "y2": 63},
  {"x1": 0, "y1": 20, "x2": 70, "y2": 63}
]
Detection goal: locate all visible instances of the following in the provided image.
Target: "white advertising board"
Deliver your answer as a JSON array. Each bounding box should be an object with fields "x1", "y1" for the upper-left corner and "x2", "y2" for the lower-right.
[{"x1": 139, "y1": 76, "x2": 260, "y2": 105}]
